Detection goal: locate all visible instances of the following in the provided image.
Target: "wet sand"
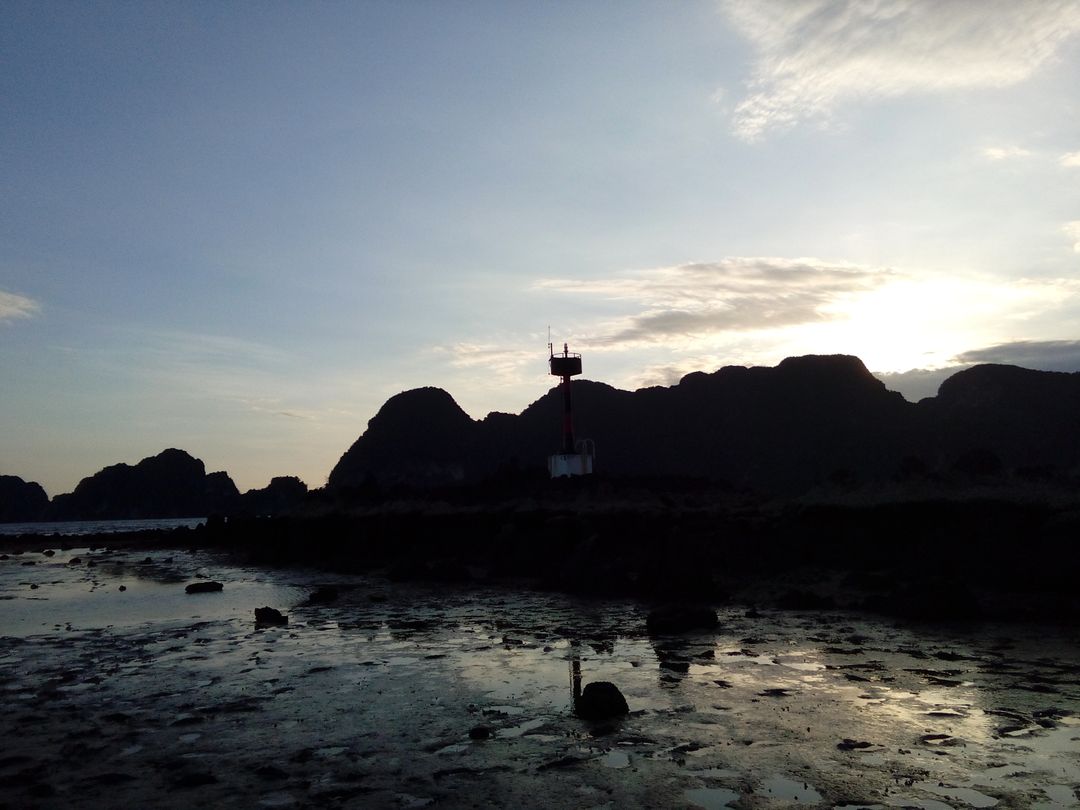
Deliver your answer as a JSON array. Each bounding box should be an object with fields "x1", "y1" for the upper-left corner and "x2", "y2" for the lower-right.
[{"x1": 1, "y1": 545, "x2": 1079, "y2": 809}]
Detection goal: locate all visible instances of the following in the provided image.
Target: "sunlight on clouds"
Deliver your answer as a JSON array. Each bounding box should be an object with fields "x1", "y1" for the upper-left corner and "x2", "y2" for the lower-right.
[
  {"x1": 983, "y1": 146, "x2": 1031, "y2": 161},
  {"x1": 1061, "y1": 151, "x2": 1080, "y2": 167},
  {"x1": 1065, "y1": 222, "x2": 1080, "y2": 253},
  {"x1": 0, "y1": 289, "x2": 40, "y2": 322},
  {"x1": 536, "y1": 258, "x2": 891, "y2": 349},
  {"x1": 534, "y1": 260, "x2": 1080, "y2": 378},
  {"x1": 433, "y1": 342, "x2": 544, "y2": 385},
  {"x1": 723, "y1": 0, "x2": 1080, "y2": 140},
  {"x1": 811, "y1": 275, "x2": 1080, "y2": 372}
]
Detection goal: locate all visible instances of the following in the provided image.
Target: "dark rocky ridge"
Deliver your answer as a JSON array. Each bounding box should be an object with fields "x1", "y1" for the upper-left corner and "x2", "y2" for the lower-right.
[
  {"x1": 6, "y1": 355, "x2": 1080, "y2": 521},
  {"x1": 329, "y1": 355, "x2": 1080, "y2": 493},
  {"x1": 47, "y1": 449, "x2": 240, "y2": 520},
  {"x1": 0, "y1": 476, "x2": 50, "y2": 522},
  {"x1": 30, "y1": 450, "x2": 308, "y2": 522}
]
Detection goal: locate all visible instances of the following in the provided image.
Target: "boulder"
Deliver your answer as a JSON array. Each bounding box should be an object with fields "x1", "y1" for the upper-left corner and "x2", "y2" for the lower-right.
[
  {"x1": 645, "y1": 605, "x2": 719, "y2": 634},
  {"x1": 254, "y1": 606, "x2": 288, "y2": 626},
  {"x1": 305, "y1": 586, "x2": 339, "y2": 605},
  {"x1": 184, "y1": 581, "x2": 224, "y2": 594},
  {"x1": 575, "y1": 681, "x2": 629, "y2": 721}
]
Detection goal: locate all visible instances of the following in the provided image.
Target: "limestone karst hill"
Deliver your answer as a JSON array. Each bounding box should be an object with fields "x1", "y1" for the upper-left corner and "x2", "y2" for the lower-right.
[{"x1": 328, "y1": 355, "x2": 1080, "y2": 493}]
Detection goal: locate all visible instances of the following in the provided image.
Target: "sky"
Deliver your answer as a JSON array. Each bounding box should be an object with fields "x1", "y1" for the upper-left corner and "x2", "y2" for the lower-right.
[{"x1": 2, "y1": 1, "x2": 1080, "y2": 497}]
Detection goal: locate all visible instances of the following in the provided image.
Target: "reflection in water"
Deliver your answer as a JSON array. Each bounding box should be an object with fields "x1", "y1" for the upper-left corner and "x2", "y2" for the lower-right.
[
  {"x1": 570, "y1": 641, "x2": 582, "y2": 707},
  {"x1": 2, "y1": 551, "x2": 1079, "y2": 809}
]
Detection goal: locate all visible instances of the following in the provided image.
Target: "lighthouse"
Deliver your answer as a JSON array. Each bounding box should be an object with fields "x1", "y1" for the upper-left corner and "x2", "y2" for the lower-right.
[{"x1": 547, "y1": 341, "x2": 595, "y2": 478}]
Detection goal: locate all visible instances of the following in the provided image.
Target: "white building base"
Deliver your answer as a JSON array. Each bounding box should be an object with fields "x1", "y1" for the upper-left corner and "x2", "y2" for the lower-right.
[{"x1": 548, "y1": 453, "x2": 594, "y2": 478}]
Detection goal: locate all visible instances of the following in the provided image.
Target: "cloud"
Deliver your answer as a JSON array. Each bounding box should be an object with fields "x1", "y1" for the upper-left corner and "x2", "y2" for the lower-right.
[
  {"x1": 982, "y1": 146, "x2": 1031, "y2": 161},
  {"x1": 723, "y1": 0, "x2": 1080, "y2": 140},
  {"x1": 955, "y1": 339, "x2": 1080, "y2": 371},
  {"x1": 537, "y1": 258, "x2": 892, "y2": 347},
  {"x1": 874, "y1": 366, "x2": 963, "y2": 402},
  {"x1": 1064, "y1": 221, "x2": 1080, "y2": 253},
  {"x1": 0, "y1": 289, "x2": 40, "y2": 322},
  {"x1": 876, "y1": 339, "x2": 1080, "y2": 401},
  {"x1": 1061, "y1": 151, "x2": 1080, "y2": 167}
]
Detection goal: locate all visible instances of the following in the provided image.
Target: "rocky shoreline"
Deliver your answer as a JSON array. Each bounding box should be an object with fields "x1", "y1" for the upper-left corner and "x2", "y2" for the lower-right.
[
  {"x1": 1, "y1": 540, "x2": 1078, "y2": 809},
  {"x1": 5, "y1": 490, "x2": 1080, "y2": 625}
]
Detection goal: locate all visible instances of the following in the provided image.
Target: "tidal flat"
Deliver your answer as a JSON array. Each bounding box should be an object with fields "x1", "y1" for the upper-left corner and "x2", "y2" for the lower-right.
[{"x1": 1, "y1": 545, "x2": 1078, "y2": 809}]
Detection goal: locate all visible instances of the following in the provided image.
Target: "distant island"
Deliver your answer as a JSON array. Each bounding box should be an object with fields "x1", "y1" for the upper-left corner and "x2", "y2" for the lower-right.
[
  {"x1": 0, "y1": 449, "x2": 307, "y2": 523},
  {"x1": 3, "y1": 354, "x2": 1080, "y2": 522}
]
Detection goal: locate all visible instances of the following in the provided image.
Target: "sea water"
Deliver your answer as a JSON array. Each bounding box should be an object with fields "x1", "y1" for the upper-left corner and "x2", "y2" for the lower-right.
[{"x1": 0, "y1": 517, "x2": 205, "y2": 536}]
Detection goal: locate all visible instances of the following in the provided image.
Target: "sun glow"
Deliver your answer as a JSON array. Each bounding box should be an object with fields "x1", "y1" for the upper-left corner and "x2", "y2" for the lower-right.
[{"x1": 781, "y1": 274, "x2": 1077, "y2": 373}]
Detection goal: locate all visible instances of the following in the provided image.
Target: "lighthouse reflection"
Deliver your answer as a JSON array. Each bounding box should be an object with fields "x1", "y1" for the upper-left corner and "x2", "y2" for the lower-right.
[{"x1": 570, "y1": 642, "x2": 582, "y2": 706}]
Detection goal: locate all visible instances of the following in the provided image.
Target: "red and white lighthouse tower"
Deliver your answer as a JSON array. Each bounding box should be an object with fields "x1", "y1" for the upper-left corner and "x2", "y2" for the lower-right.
[{"x1": 547, "y1": 341, "x2": 594, "y2": 478}]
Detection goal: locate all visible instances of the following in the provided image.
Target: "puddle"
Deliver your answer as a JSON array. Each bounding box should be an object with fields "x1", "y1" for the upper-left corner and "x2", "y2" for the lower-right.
[
  {"x1": 501, "y1": 718, "x2": 546, "y2": 738},
  {"x1": 257, "y1": 794, "x2": 297, "y2": 807},
  {"x1": 887, "y1": 801, "x2": 955, "y2": 810},
  {"x1": 757, "y1": 775, "x2": 823, "y2": 803},
  {"x1": 690, "y1": 767, "x2": 740, "y2": 779},
  {"x1": 601, "y1": 750, "x2": 630, "y2": 769},
  {"x1": 0, "y1": 550, "x2": 306, "y2": 636},
  {"x1": 919, "y1": 782, "x2": 998, "y2": 808},
  {"x1": 686, "y1": 787, "x2": 740, "y2": 809},
  {"x1": 1033, "y1": 784, "x2": 1080, "y2": 809}
]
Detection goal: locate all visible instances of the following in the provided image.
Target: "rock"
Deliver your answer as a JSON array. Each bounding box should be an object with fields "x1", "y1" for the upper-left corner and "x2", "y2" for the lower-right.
[
  {"x1": 238, "y1": 475, "x2": 308, "y2": 517},
  {"x1": 837, "y1": 739, "x2": 874, "y2": 751},
  {"x1": 184, "y1": 581, "x2": 223, "y2": 594},
  {"x1": 170, "y1": 771, "x2": 218, "y2": 789},
  {"x1": 254, "y1": 607, "x2": 288, "y2": 626},
  {"x1": 118, "y1": 585, "x2": 126, "y2": 592},
  {"x1": 645, "y1": 605, "x2": 719, "y2": 634},
  {"x1": 468, "y1": 725, "x2": 492, "y2": 740},
  {"x1": 305, "y1": 586, "x2": 339, "y2": 605},
  {"x1": 575, "y1": 681, "x2": 629, "y2": 721},
  {"x1": 42, "y1": 549, "x2": 55, "y2": 557},
  {"x1": 776, "y1": 589, "x2": 836, "y2": 611},
  {"x1": 254, "y1": 765, "x2": 289, "y2": 780},
  {"x1": 758, "y1": 688, "x2": 794, "y2": 698}
]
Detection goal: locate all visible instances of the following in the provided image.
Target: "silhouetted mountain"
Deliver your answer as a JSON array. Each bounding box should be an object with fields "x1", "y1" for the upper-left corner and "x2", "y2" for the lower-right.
[
  {"x1": 913, "y1": 364, "x2": 1080, "y2": 480},
  {"x1": 328, "y1": 387, "x2": 477, "y2": 488},
  {"x1": 239, "y1": 476, "x2": 309, "y2": 516},
  {"x1": 48, "y1": 449, "x2": 241, "y2": 520},
  {"x1": 328, "y1": 355, "x2": 1080, "y2": 494},
  {"x1": 0, "y1": 475, "x2": 50, "y2": 522}
]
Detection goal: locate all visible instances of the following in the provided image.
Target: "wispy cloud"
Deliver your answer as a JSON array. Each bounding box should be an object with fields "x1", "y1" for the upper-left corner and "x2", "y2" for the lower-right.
[
  {"x1": 0, "y1": 289, "x2": 40, "y2": 323},
  {"x1": 1064, "y1": 221, "x2": 1080, "y2": 253},
  {"x1": 982, "y1": 146, "x2": 1031, "y2": 161},
  {"x1": 536, "y1": 258, "x2": 892, "y2": 348},
  {"x1": 1061, "y1": 151, "x2": 1080, "y2": 167},
  {"x1": 723, "y1": 0, "x2": 1080, "y2": 140}
]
